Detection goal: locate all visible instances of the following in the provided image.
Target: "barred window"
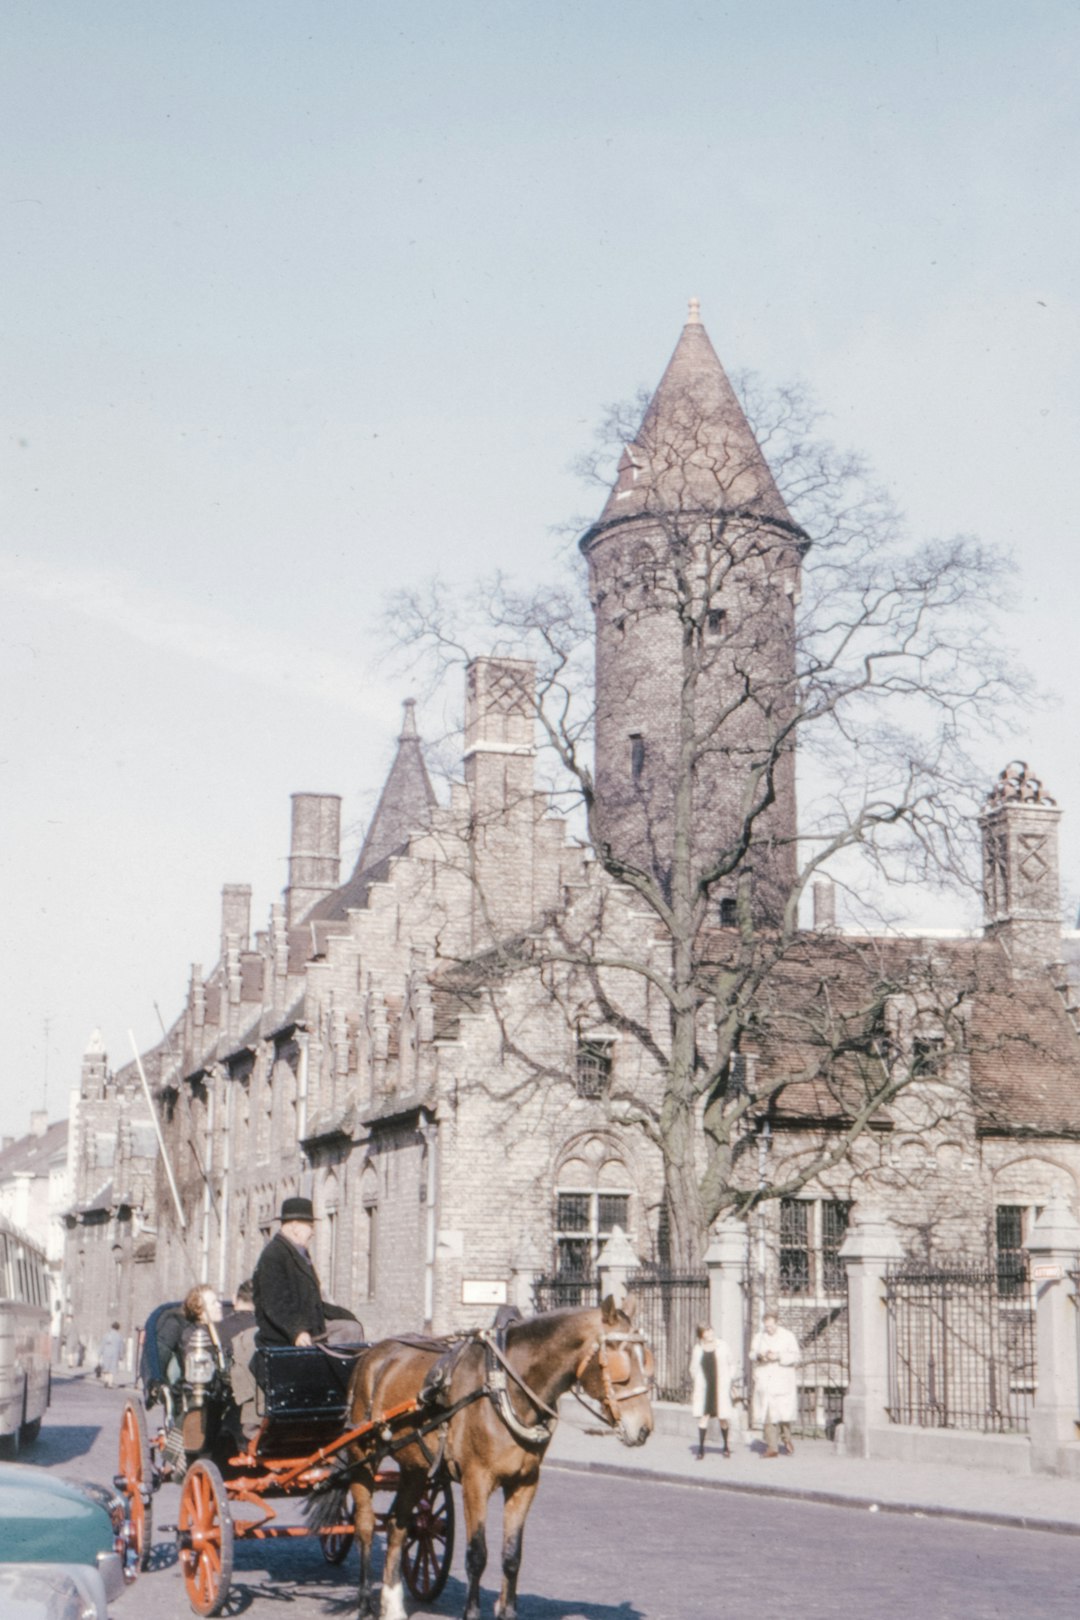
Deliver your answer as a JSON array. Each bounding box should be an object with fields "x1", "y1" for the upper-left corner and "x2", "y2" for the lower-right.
[
  {"x1": 576, "y1": 1039, "x2": 613, "y2": 1098},
  {"x1": 597, "y1": 1193, "x2": 630, "y2": 1233},
  {"x1": 707, "y1": 608, "x2": 727, "y2": 636},
  {"x1": 996, "y1": 1204, "x2": 1027, "y2": 1298},
  {"x1": 555, "y1": 1189, "x2": 631, "y2": 1280},
  {"x1": 779, "y1": 1199, "x2": 810, "y2": 1294},
  {"x1": 630, "y1": 734, "x2": 645, "y2": 783},
  {"x1": 912, "y1": 1035, "x2": 945, "y2": 1077},
  {"x1": 719, "y1": 897, "x2": 738, "y2": 928},
  {"x1": 821, "y1": 1200, "x2": 852, "y2": 1293},
  {"x1": 557, "y1": 1192, "x2": 591, "y2": 1233},
  {"x1": 779, "y1": 1198, "x2": 850, "y2": 1296}
]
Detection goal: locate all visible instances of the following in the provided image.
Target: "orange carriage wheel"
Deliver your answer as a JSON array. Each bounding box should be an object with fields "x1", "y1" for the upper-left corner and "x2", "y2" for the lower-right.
[
  {"x1": 178, "y1": 1459, "x2": 234, "y2": 1617},
  {"x1": 117, "y1": 1395, "x2": 154, "y2": 1574},
  {"x1": 402, "y1": 1474, "x2": 454, "y2": 1603}
]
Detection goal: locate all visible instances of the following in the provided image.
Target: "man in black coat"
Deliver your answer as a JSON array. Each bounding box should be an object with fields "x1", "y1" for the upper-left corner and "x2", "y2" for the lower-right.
[{"x1": 253, "y1": 1196, "x2": 360, "y2": 1347}]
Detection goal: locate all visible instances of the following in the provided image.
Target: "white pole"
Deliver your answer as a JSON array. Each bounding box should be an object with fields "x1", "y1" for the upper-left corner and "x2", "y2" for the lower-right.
[{"x1": 128, "y1": 1030, "x2": 187, "y2": 1230}]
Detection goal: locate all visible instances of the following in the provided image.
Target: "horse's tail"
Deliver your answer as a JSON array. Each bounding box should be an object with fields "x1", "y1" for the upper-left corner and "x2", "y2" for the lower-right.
[{"x1": 301, "y1": 1458, "x2": 353, "y2": 1530}]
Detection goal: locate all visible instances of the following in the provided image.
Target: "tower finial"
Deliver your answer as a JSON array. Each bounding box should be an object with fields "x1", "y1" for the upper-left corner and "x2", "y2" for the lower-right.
[
  {"x1": 686, "y1": 296, "x2": 701, "y2": 325},
  {"x1": 400, "y1": 698, "x2": 419, "y2": 740}
]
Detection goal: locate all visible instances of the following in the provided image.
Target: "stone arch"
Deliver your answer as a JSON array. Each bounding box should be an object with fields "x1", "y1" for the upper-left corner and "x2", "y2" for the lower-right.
[{"x1": 991, "y1": 1154, "x2": 1079, "y2": 1209}]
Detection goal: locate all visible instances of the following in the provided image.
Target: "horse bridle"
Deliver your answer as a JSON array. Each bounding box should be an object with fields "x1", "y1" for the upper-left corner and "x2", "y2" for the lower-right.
[{"x1": 574, "y1": 1328, "x2": 654, "y2": 1432}]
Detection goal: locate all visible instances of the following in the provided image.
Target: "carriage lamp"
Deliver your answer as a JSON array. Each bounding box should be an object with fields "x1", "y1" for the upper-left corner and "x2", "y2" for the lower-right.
[{"x1": 184, "y1": 1325, "x2": 217, "y2": 1404}]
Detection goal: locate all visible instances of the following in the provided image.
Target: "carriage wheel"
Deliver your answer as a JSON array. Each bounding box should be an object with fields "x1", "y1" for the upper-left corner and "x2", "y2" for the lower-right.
[
  {"x1": 118, "y1": 1395, "x2": 154, "y2": 1574},
  {"x1": 321, "y1": 1528, "x2": 353, "y2": 1564},
  {"x1": 178, "y1": 1459, "x2": 234, "y2": 1616},
  {"x1": 402, "y1": 1475, "x2": 454, "y2": 1602}
]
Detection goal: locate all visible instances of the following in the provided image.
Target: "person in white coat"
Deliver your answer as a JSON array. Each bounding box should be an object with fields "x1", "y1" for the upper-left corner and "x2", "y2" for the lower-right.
[
  {"x1": 750, "y1": 1311, "x2": 800, "y2": 1456},
  {"x1": 689, "y1": 1323, "x2": 734, "y2": 1459}
]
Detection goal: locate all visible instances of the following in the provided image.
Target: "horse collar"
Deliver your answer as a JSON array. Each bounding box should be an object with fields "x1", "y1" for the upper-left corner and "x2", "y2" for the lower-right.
[{"x1": 480, "y1": 1328, "x2": 558, "y2": 1449}]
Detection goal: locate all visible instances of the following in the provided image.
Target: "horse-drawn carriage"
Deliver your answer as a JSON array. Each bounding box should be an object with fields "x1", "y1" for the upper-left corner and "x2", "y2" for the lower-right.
[{"x1": 115, "y1": 1298, "x2": 653, "y2": 1619}]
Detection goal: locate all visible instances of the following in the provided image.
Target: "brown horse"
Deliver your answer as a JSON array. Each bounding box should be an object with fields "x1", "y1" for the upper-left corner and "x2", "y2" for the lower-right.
[{"x1": 344, "y1": 1297, "x2": 653, "y2": 1620}]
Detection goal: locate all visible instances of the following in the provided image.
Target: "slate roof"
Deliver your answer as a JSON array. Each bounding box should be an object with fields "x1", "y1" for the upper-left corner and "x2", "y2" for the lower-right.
[
  {"x1": 428, "y1": 923, "x2": 1080, "y2": 1141},
  {"x1": 0, "y1": 1119, "x2": 67, "y2": 1180},
  {"x1": 581, "y1": 304, "x2": 798, "y2": 548},
  {"x1": 310, "y1": 700, "x2": 436, "y2": 925}
]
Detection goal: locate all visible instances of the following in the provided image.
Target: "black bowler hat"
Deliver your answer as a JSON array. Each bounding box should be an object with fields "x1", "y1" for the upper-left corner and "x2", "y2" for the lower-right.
[{"x1": 279, "y1": 1196, "x2": 317, "y2": 1223}]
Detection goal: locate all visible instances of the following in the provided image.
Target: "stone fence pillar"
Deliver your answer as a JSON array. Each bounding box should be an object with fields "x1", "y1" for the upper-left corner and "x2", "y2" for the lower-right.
[
  {"x1": 1025, "y1": 1194, "x2": 1080, "y2": 1474},
  {"x1": 705, "y1": 1216, "x2": 748, "y2": 1352},
  {"x1": 838, "y1": 1203, "x2": 904, "y2": 1458},
  {"x1": 597, "y1": 1226, "x2": 640, "y2": 1306}
]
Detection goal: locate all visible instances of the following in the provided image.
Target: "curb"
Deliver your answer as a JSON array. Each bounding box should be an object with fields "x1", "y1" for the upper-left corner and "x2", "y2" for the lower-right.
[{"x1": 546, "y1": 1455, "x2": 1080, "y2": 1539}]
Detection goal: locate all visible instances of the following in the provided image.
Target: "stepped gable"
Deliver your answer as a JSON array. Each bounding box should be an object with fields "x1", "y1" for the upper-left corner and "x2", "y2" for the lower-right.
[
  {"x1": 310, "y1": 700, "x2": 436, "y2": 925},
  {"x1": 582, "y1": 299, "x2": 796, "y2": 547}
]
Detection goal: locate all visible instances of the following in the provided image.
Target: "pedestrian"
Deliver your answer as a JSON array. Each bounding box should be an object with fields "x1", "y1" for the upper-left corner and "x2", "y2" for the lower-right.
[
  {"x1": 219, "y1": 1279, "x2": 260, "y2": 1438},
  {"x1": 750, "y1": 1310, "x2": 801, "y2": 1457},
  {"x1": 98, "y1": 1322, "x2": 124, "y2": 1388},
  {"x1": 252, "y1": 1196, "x2": 360, "y2": 1348},
  {"x1": 689, "y1": 1323, "x2": 734, "y2": 1459}
]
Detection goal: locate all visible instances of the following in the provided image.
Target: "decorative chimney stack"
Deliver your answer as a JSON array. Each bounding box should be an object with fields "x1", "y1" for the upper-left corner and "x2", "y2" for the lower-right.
[
  {"x1": 463, "y1": 656, "x2": 538, "y2": 945},
  {"x1": 286, "y1": 793, "x2": 342, "y2": 927},
  {"x1": 981, "y1": 762, "x2": 1062, "y2": 971},
  {"x1": 220, "y1": 883, "x2": 252, "y2": 958}
]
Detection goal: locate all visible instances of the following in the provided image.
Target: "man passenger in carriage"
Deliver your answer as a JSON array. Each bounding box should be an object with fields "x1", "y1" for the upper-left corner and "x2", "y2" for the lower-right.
[{"x1": 252, "y1": 1196, "x2": 361, "y2": 1348}]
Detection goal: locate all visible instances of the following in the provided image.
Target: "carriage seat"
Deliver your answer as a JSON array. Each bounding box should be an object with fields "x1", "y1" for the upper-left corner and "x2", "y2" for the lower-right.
[{"x1": 255, "y1": 1343, "x2": 368, "y2": 1423}]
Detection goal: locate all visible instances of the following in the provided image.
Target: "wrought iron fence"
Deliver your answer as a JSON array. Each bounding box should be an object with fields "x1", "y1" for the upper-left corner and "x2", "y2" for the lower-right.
[
  {"x1": 744, "y1": 1260, "x2": 849, "y2": 1438},
  {"x1": 625, "y1": 1267, "x2": 709, "y2": 1402},
  {"x1": 885, "y1": 1258, "x2": 1036, "y2": 1432},
  {"x1": 532, "y1": 1274, "x2": 601, "y2": 1311}
]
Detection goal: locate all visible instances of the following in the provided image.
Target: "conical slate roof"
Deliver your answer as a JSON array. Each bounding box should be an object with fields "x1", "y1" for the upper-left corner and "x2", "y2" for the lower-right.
[
  {"x1": 311, "y1": 700, "x2": 436, "y2": 921},
  {"x1": 582, "y1": 300, "x2": 794, "y2": 546}
]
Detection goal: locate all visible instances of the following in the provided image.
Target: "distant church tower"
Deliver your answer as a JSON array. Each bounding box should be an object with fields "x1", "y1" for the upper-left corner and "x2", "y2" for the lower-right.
[{"x1": 580, "y1": 302, "x2": 806, "y2": 917}]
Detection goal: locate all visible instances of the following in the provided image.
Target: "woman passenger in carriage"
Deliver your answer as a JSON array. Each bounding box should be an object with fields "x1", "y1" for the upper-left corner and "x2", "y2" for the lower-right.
[{"x1": 252, "y1": 1196, "x2": 361, "y2": 1348}]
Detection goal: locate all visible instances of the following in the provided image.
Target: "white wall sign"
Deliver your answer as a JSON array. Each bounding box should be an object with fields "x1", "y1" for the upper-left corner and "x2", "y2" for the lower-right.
[{"x1": 462, "y1": 1279, "x2": 508, "y2": 1306}]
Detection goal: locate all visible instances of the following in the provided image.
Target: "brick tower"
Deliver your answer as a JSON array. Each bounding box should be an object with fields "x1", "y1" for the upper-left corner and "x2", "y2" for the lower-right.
[{"x1": 580, "y1": 302, "x2": 805, "y2": 917}]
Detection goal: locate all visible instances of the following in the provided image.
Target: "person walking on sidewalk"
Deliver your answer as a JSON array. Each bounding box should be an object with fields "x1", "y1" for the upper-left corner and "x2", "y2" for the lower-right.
[
  {"x1": 98, "y1": 1322, "x2": 124, "y2": 1388},
  {"x1": 689, "y1": 1324, "x2": 734, "y2": 1459},
  {"x1": 751, "y1": 1310, "x2": 800, "y2": 1457}
]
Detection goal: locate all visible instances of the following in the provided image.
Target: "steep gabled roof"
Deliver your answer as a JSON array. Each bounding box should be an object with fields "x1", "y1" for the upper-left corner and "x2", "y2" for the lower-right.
[
  {"x1": 582, "y1": 300, "x2": 796, "y2": 547},
  {"x1": 310, "y1": 700, "x2": 436, "y2": 924}
]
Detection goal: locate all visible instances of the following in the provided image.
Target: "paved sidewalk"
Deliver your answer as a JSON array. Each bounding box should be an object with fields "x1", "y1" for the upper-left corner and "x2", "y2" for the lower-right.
[{"x1": 547, "y1": 1406, "x2": 1080, "y2": 1535}]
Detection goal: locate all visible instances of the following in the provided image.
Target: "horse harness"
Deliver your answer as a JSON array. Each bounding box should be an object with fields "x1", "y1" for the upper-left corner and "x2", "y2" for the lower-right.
[{"x1": 374, "y1": 1320, "x2": 650, "y2": 1474}]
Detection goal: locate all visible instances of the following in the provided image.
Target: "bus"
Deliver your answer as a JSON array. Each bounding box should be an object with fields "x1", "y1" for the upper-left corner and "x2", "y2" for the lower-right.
[{"x1": 0, "y1": 1217, "x2": 51, "y2": 1456}]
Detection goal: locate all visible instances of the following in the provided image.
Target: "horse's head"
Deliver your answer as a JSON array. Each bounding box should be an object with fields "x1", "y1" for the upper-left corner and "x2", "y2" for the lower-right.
[{"x1": 575, "y1": 1295, "x2": 654, "y2": 1448}]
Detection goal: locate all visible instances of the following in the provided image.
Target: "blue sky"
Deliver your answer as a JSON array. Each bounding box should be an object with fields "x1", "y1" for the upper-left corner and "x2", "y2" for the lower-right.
[{"x1": 2, "y1": 1, "x2": 1078, "y2": 1137}]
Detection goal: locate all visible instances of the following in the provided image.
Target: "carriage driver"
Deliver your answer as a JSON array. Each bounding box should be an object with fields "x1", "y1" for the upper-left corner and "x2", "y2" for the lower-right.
[{"x1": 252, "y1": 1196, "x2": 362, "y2": 1348}]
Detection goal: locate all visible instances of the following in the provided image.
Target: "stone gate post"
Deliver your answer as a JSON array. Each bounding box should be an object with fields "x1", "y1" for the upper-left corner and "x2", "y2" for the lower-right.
[
  {"x1": 597, "y1": 1226, "x2": 640, "y2": 1306},
  {"x1": 1025, "y1": 1194, "x2": 1080, "y2": 1474},
  {"x1": 705, "y1": 1216, "x2": 748, "y2": 1350},
  {"x1": 837, "y1": 1203, "x2": 904, "y2": 1458}
]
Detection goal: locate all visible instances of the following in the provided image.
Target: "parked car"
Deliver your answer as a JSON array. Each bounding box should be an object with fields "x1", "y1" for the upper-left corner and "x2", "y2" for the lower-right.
[{"x1": 0, "y1": 1464, "x2": 125, "y2": 1618}]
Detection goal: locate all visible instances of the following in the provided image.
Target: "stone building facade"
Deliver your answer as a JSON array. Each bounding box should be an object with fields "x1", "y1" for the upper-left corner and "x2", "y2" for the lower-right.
[{"x1": 65, "y1": 310, "x2": 1080, "y2": 1361}]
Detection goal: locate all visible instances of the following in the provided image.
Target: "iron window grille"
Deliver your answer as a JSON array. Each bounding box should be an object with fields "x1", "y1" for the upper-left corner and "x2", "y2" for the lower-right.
[
  {"x1": 554, "y1": 1190, "x2": 631, "y2": 1279},
  {"x1": 779, "y1": 1198, "x2": 851, "y2": 1297},
  {"x1": 576, "y1": 1038, "x2": 614, "y2": 1098}
]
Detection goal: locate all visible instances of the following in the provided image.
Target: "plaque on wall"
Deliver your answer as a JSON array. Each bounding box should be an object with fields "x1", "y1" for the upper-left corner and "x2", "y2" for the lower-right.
[{"x1": 462, "y1": 1279, "x2": 508, "y2": 1305}]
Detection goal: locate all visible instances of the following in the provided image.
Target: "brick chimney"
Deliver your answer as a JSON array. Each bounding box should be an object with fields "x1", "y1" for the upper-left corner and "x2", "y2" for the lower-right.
[
  {"x1": 981, "y1": 762, "x2": 1062, "y2": 972},
  {"x1": 220, "y1": 883, "x2": 252, "y2": 957},
  {"x1": 286, "y1": 793, "x2": 342, "y2": 926},
  {"x1": 463, "y1": 657, "x2": 538, "y2": 946}
]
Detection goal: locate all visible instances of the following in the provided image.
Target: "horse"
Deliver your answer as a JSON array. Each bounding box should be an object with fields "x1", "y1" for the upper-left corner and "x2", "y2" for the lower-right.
[{"x1": 342, "y1": 1296, "x2": 653, "y2": 1620}]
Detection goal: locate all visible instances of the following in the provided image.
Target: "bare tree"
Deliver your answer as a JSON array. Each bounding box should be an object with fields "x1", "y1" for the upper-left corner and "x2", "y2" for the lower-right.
[{"x1": 389, "y1": 361, "x2": 1026, "y2": 1268}]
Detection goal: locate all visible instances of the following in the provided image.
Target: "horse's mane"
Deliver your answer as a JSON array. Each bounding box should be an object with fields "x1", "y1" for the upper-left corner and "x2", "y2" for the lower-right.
[{"x1": 504, "y1": 1303, "x2": 608, "y2": 1350}]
